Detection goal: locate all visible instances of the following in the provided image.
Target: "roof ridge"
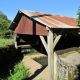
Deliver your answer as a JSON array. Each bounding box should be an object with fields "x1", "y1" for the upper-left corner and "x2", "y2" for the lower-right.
[{"x1": 20, "y1": 10, "x2": 76, "y2": 19}]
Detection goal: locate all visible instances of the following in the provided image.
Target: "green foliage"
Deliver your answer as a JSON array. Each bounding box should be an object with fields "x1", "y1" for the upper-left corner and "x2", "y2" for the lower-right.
[
  {"x1": 0, "y1": 61, "x2": 30, "y2": 80},
  {"x1": 7, "y1": 61, "x2": 30, "y2": 80},
  {"x1": 76, "y1": 7, "x2": 80, "y2": 26},
  {"x1": 0, "y1": 39, "x2": 13, "y2": 47},
  {"x1": 0, "y1": 11, "x2": 12, "y2": 38},
  {"x1": 22, "y1": 48, "x2": 39, "y2": 56}
]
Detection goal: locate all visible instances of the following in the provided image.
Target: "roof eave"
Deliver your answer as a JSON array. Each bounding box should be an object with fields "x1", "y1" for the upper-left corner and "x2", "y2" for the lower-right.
[{"x1": 9, "y1": 10, "x2": 22, "y2": 30}]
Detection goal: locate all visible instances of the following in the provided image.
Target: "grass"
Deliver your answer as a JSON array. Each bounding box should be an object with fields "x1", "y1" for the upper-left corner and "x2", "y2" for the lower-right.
[
  {"x1": 0, "y1": 56, "x2": 30, "y2": 80},
  {"x1": 0, "y1": 39, "x2": 13, "y2": 47},
  {"x1": 7, "y1": 61, "x2": 30, "y2": 80},
  {"x1": 22, "y1": 49, "x2": 40, "y2": 56}
]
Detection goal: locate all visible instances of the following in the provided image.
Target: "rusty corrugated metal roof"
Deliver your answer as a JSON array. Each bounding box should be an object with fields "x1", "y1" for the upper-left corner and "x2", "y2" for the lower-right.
[
  {"x1": 10, "y1": 10, "x2": 80, "y2": 30},
  {"x1": 20, "y1": 10, "x2": 79, "y2": 28}
]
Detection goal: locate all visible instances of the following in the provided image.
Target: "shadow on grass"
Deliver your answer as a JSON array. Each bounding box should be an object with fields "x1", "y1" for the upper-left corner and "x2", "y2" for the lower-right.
[{"x1": 0, "y1": 54, "x2": 24, "y2": 79}]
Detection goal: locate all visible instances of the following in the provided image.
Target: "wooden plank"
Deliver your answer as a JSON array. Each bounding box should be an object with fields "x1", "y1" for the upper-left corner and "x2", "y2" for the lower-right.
[
  {"x1": 36, "y1": 23, "x2": 48, "y2": 36},
  {"x1": 39, "y1": 36, "x2": 48, "y2": 54},
  {"x1": 17, "y1": 44, "x2": 38, "y2": 48},
  {"x1": 47, "y1": 29, "x2": 54, "y2": 80},
  {"x1": 15, "y1": 16, "x2": 33, "y2": 35}
]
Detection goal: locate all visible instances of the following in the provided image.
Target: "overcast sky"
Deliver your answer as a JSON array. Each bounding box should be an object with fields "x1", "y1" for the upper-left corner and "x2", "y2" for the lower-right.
[{"x1": 0, "y1": 0, "x2": 80, "y2": 20}]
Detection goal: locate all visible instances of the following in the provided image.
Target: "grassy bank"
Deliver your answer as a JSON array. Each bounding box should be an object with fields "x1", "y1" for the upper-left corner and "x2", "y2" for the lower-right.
[
  {"x1": 0, "y1": 39, "x2": 31, "y2": 80},
  {"x1": 7, "y1": 61, "x2": 30, "y2": 80},
  {"x1": 0, "y1": 55, "x2": 30, "y2": 80},
  {"x1": 0, "y1": 39, "x2": 13, "y2": 47}
]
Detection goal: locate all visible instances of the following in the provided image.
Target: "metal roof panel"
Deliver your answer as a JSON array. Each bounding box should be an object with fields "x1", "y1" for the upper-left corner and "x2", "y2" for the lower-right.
[
  {"x1": 20, "y1": 10, "x2": 79, "y2": 28},
  {"x1": 9, "y1": 10, "x2": 80, "y2": 30}
]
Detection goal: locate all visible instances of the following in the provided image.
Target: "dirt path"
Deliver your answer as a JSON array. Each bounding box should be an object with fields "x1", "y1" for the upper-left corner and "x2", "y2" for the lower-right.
[{"x1": 22, "y1": 54, "x2": 49, "y2": 80}]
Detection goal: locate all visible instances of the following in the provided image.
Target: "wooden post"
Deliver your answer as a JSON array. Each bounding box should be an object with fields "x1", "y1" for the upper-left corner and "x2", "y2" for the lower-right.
[
  {"x1": 54, "y1": 52, "x2": 58, "y2": 80},
  {"x1": 47, "y1": 29, "x2": 62, "y2": 80},
  {"x1": 47, "y1": 29, "x2": 54, "y2": 80},
  {"x1": 14, "y1": 33, "x2": 22, "y2": 55},
  {"x1": 14, "y1": 33, "x2": 18, "y2": 49}
]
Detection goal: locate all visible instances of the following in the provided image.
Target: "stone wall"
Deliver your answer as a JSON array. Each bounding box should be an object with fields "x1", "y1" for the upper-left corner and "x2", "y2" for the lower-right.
[{"x1": 55, "y1": 47, "x2": 80, "y2": 80}]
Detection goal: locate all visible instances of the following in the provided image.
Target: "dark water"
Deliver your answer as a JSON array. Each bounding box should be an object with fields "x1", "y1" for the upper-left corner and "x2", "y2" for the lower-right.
[{"x1": 33, "y1": 57, "x2": 48, "y2": 66}]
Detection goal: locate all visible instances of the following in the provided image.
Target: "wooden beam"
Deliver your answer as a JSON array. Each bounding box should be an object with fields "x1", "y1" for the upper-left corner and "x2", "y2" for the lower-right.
[
  {"x1": 47, "y1": 29, "x2": 62, "y2": 80},
  {"x1": 17, "y1": 44, "x2": 38, "y2": 48},
  {"x1": 47, "y1": 29, "x2": 54, "y2": 80},
  {"x1": 53, "y1": 35, "x2": 62, "y2": 49},
  {"x1": 39, "y1": 36, "x2": 48, "y2": 54}
]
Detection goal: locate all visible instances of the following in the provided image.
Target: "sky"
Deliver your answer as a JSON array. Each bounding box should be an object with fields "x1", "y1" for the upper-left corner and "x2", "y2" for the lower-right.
[{"x1": 0, "y1": 0, "x2": 80, "y2": 20}]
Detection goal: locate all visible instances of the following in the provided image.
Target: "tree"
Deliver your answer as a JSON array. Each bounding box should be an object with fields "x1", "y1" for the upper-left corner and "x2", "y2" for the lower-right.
[
  {"x1": 76, "y1": 7, "x2": 80, "y2": 26},
  {"x1": 0, "y1": 11, "x2": 12, "y2": 38}
]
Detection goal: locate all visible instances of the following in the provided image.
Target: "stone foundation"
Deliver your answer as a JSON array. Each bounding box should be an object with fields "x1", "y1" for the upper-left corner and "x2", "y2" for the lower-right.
[{"x1": 55, "y1": 47, "x2": 80, "y2": 80}]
